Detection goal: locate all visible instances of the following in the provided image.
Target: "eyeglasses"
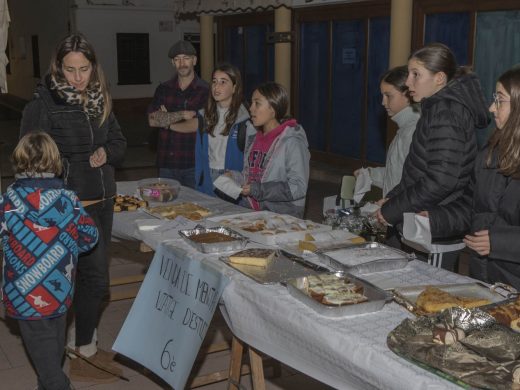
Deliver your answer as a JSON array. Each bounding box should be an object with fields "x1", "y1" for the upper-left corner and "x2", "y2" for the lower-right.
[{"x1": 493, "y1": 92, "x2": 510, "y2": 109}]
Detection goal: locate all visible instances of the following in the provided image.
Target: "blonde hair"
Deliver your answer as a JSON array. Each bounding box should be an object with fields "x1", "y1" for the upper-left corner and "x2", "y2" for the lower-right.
[{"x1": 13, "y1": 132, "x2": 63, "y2": 175}]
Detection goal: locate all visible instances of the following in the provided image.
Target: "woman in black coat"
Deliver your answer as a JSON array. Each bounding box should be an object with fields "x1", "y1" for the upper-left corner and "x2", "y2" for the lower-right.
[
  {"x1": 20, "y1": 33, "x2": 126, "y2": 382},
  {"x1": 376, "y1": 43, "x2": 490, "y2": 272},
  {"x1": 432, "y1": 66, "x2": 520, "y2": 289}
]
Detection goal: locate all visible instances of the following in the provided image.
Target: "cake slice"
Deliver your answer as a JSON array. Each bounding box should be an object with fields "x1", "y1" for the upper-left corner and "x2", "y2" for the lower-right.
[{"x1": 228, "y1": 248, "x2": 276, "y2": 267}]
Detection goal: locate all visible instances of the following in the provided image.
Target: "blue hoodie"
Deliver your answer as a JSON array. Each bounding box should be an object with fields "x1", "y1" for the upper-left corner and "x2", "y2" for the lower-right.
[
  {"x1": 195, "y1": 104, "x2": 255, "y2": 196},
  {"x1": 1, "y1": 177, "x2": 99, "y2": 320}
]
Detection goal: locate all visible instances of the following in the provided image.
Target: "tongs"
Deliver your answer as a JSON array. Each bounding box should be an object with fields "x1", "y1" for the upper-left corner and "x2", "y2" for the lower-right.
[{"x1": 277, "y1": 249, "x2": 329, "y2": 272}]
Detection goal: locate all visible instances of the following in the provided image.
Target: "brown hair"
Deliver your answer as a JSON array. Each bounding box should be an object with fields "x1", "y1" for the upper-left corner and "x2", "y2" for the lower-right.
[
  {"x1": 381, "y1": 65, "x2": 412, "y2": 104},
  {"x1": 255, "y1": 82, "x2": 288, "y2": 122},
  {"x1": 204, "y1": 63, "x2": 243, "y2": 136},
  {"x1": 486, "y1": 66, "x2": 520, "y2": 177},
  {"x1": 12, "y1": 132, "x2": 63, "y2": 175},
  {"x1": 409, "y1": 43, "x2": 470, "y2": 82},
  {"x1": 49, "y1": 33, "x2": 112, "y2": 124}
]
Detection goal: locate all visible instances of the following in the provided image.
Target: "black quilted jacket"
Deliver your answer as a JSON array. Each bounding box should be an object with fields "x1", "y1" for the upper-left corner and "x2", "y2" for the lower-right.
[
  {"x1": 20, "y1": 78, "x2": 127, "y2": 201},
  {"x1": 430, "y1": 148, "x2": 520, "y2": 288},
  {"x1": 381, "y1": 73, "x2": 490, "y2": 241}
]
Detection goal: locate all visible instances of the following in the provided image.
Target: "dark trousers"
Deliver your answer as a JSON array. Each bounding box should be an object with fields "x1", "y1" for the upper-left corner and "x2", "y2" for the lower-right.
[
  {"x1": 74, "y1": 198, "x2": 113, "y2": 346},
  {"x1": 159, "y1": 167, "x2": 195, "y2": 189},
  {"x1": 18, "y1": 315, "x2": 70, "y2": 390}
]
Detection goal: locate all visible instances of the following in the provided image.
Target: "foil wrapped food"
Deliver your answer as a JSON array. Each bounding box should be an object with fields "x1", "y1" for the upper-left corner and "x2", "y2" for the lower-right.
[{"x1": 388, "y1": 307, "x2": 520, "y2": 389}]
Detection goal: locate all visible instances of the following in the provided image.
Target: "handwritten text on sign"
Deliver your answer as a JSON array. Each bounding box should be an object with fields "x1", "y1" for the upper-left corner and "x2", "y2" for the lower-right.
[{"x1": 113, "y1": 243, "x2": 229, "y2": 389}]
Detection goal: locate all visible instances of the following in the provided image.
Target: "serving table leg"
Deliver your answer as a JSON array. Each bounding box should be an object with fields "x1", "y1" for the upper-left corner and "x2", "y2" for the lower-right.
[
  {"x1": 228, "y1": 336, "x2": 245, "y2": 390},
  {"x1": 248, "y1": 347, "x2": 266, "y2": 390}
]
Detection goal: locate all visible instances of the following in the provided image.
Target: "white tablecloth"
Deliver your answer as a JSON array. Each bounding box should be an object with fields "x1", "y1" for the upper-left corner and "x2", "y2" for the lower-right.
[
  {"x1": 112, "y1": 181, "x2": 472, "y2": 390},
  {"x1": 113, "y1": 182, "x2": 247, "y2": 241}
]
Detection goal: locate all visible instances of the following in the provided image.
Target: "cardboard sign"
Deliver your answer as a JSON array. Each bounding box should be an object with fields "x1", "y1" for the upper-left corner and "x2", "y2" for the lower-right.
[{"x1": 113, "y1": 243, "x2": 229, "y2": 389}]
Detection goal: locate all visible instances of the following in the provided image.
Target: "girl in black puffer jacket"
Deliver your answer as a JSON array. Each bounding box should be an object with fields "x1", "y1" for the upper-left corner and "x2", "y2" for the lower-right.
[
  {"x1": 431, "y1": 66, "x2": 520, "y2": 289},
  {"x1": 377, "y1": 43, "x2": 490, "y2": 272}
]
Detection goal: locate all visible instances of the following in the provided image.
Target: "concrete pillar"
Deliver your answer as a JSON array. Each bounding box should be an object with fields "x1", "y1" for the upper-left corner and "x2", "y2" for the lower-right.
[
  {"x1": 389, "y1": 0, "x2": 413, "y2": 68},
  {"x1": 199, "y1": 14, "x2": 214, "y2": 83},
  {"x1": 274, "y1": 6, "x2": 291, "y2": 100}
]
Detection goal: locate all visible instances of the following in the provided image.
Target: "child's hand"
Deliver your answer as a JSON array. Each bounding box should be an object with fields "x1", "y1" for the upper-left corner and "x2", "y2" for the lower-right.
[
  {"x1": 90, "y1": 147, "x2": 107, "y2": 168},
  {"x1": 241, "y1": 184, "x2": 251, "y2": 196}
]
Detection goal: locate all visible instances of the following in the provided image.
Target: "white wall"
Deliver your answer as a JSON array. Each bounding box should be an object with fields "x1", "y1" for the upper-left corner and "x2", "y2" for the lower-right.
[
  {"x1": 6, "y1": 0, "x2": 70, "y2": 99},
  {"x1": 74, "y1": 5, "x2": 200, "y2": 99}
]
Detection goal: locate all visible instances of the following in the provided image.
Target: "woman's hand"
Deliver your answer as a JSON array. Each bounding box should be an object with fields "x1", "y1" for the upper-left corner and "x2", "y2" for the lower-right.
[
  {"x1": 241, "y1": 184, "x2": 251, "y2": 196},
  {"x1": 375, "y1": 208, "x2": 389, "y2": 226},
  {"x1": 90, "y1": 147, "x2": 107, "y2": 168},
  {"x1": 464, "y1": 230, "x2": 490, "y2": 256}
]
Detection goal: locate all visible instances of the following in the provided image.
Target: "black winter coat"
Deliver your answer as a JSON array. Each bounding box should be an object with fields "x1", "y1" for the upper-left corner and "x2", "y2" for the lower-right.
[
  {"x1": 20, "y1": 80, "x2": 127, "y2": 201},
  {"x1": 432, "y1": 148, "x2": 520, "y2": 289},
  {"x1": 381, "y1": 73, "x2": 490, "y2": 241}
]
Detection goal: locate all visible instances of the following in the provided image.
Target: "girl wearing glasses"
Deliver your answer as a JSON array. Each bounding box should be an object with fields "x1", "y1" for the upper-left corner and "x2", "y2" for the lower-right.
[
  {"x1": 376, "y1": 43, "x2": 490, "y2": 272},
  {"x1": 432, "y1": 66, "x2": 520, "y2": 288}
]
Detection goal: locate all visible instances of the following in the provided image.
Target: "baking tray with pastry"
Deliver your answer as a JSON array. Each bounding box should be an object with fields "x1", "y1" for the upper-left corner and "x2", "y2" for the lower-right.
[
  {"x1": 113, "y1": 194, "x2": 148, "y2": 212},
  {"x1": 392, "y1": 283, "x2": 512, "y2": 316},
  {"x1": 143, "y1": 202, "x2": 213, "y2": 221},
  {"x1": 178, "y1": 226, "x2": 248, "y2": 254},
  {"x1": 219, "y1": 248, "x2": 328, "y2": 285},
  {"x1": 284, "y1": 271, "x2": 391, "y2": 317},
  {"x1": 208, "y1": 211, "x2": 332, "y2": 246},
  {"x1": 277, "y1": 229, "x2": 365, "y2": 256},
  {"x1": 388, "y1": 305, "x2": 520, "y2": 389},
  {"x1": 316, "y1": 242, "x2": 413, "y2": 274}
]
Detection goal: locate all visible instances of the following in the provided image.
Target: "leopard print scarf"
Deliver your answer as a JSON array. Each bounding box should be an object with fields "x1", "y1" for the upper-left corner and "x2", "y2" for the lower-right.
[{"x1": 49, "y1": 74, "x2": 104, "y2": 119}]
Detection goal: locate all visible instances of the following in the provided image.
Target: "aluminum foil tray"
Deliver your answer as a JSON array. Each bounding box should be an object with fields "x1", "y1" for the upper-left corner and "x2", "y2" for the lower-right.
[
  {"x1": 393, "y1": 283, "x2": 509, "y2": 316},
  {"x1": 220, "y1": 250, "x2": 327, "y2": 285},
  {"x1": 178, "y1": 226, "x2": 247, "y2": 253},
  {"x1": 318, "y1": 242, "x2": 412, "y2": 274},
  {"x1": 285, "y1": 272, "x2": 391, "y2": 317},
  {"x1": 388, "y1": 307, "x2": 520, "y2": 389}
]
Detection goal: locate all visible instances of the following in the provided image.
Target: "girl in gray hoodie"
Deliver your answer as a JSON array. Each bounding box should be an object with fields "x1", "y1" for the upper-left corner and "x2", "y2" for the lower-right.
[{"x1": 241, "y1": 82, "x2": 310, "y2": 218}]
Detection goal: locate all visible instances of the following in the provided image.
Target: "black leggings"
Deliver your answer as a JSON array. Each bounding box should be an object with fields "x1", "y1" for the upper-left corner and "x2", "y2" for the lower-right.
[{"x1": 73, "y1": 198, "x2": 113, "y2": 346}]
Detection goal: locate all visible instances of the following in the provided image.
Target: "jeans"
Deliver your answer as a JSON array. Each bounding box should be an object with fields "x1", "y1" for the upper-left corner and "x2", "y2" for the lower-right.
[
  {"x1": 159, "y1": 167, "x2": 195, "y2": 189},
  {"x1": 74, "y1": 198, "x2": 113, "y2": 346},
  {"x1": 18, "y1": 315, "x2": 70, "y2": 390}
]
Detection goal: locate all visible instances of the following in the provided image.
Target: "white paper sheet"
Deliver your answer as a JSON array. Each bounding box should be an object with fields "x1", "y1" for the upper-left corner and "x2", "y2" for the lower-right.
[
  {"x1": 213, "y1": 175, "x2": 242, "y2": 200},
  {"x1": 354, "y1": 168, "x2": 372, "y2": 203}
]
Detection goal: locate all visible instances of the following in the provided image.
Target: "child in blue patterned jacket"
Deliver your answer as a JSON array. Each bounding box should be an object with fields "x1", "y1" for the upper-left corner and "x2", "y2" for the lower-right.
[{"x1": 0, "y1": 132, "x2": 99, "y2": 390}]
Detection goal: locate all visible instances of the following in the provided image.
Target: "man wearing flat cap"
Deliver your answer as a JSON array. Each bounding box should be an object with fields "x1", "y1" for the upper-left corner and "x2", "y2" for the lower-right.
[{"x1": 148, "y1": 40, "x2": 209, "y2": 188}]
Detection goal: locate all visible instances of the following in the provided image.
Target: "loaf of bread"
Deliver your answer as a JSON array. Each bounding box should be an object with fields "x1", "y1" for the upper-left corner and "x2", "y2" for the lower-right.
[{"x1": 228, "y1": 248, "x2": 276, "y2": 267}]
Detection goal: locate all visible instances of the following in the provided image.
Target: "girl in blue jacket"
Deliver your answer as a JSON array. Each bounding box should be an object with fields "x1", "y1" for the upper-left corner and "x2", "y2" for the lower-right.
[{"x1": 195, "y1": 63, "x2": 254, "y2": 197}]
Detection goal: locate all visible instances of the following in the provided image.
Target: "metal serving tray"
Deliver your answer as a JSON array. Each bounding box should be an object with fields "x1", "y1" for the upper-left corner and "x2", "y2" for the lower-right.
[
  {"x1": 392, "y1": 282, "x2": 510, "y2": 315},
  {"x1": 285, "y1": 271, "x2": 391, "y2": 317},
  {"x1": 318, "y1": 242, "x2": 412, "y2": 274},
  {"x1": 178, "y1": 226, "x2": 247, "y2": 253},
  {"x1": 220, "y1": 250, "x2": 328, "y2": 285}
]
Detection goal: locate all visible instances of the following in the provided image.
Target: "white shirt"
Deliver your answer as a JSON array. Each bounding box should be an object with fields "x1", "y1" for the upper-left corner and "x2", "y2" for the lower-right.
[
  {"x1": 369, "y1": 105, "x2": 420, "y2": 197},
  {"x1": 208, "y1": 106, "x2": 229, "y2": 170}
]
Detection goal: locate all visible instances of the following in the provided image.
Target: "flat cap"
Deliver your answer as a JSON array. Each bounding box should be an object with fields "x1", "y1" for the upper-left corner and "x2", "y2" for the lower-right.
[{"x1": 168, "y1": 40, "x2": 196, "y2": 58}]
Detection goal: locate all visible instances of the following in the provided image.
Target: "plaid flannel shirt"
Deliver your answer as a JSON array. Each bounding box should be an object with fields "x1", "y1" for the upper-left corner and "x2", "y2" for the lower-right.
[{"x1": 148, "y1": 75, "x2": 209, "y2": 169}]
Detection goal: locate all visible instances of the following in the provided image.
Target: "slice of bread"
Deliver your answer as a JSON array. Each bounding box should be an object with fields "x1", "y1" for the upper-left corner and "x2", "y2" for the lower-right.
[{"x1": 229, "y1": 248, "x2": 276, "y2": 267}]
